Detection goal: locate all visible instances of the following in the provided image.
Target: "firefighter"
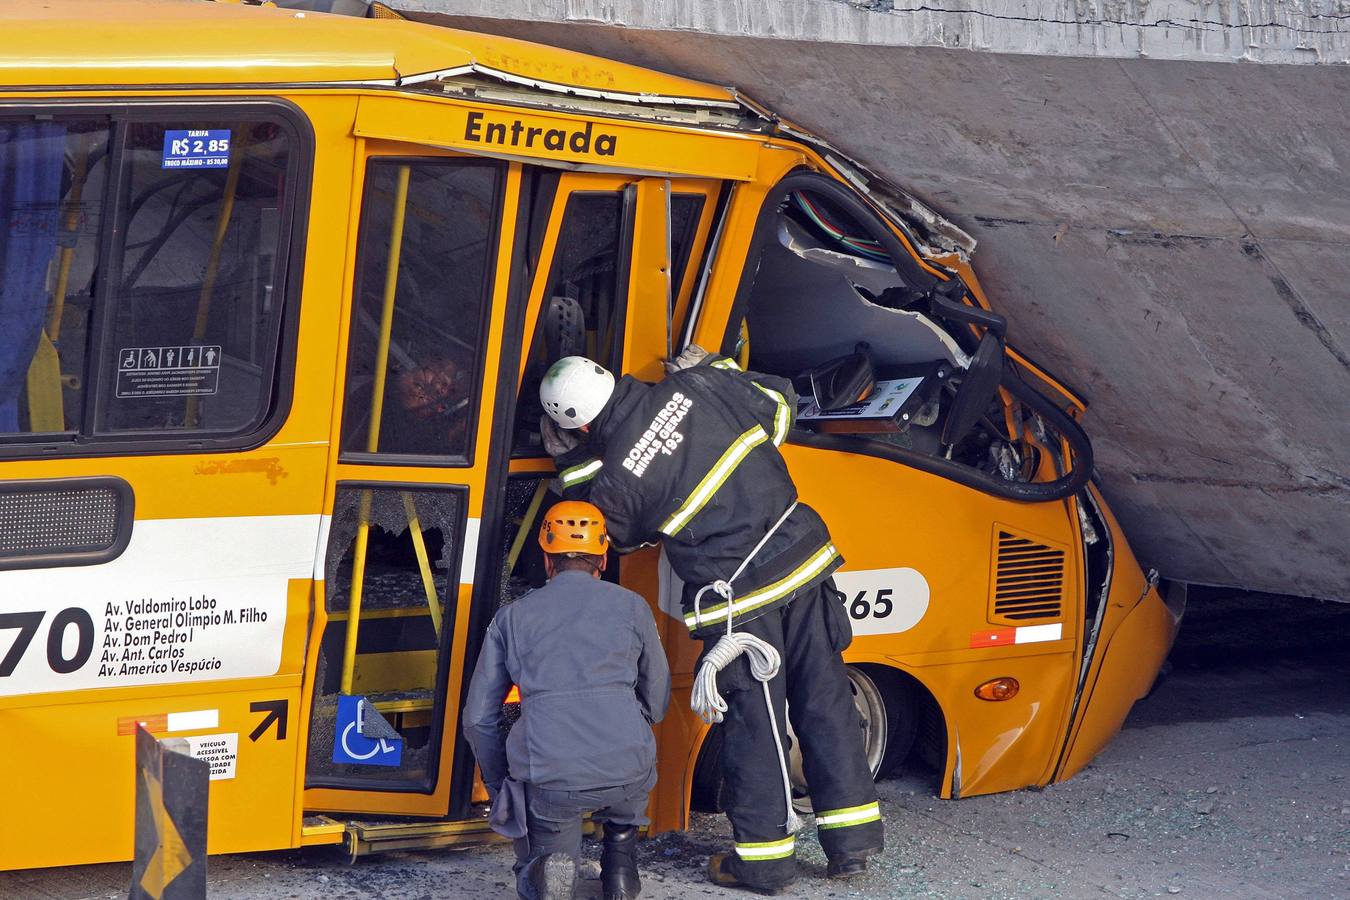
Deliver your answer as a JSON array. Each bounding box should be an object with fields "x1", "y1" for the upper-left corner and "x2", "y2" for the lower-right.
[
  {"x1": 538, "y1": 350, "x2": 883, "y2": 895},
  {"x1": 462, "y1": 501, "x2": 671, "y2": 900}
]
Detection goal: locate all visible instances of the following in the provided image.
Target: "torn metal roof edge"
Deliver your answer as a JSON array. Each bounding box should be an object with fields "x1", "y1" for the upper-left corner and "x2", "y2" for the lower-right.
[
  {"x1": 398, "y1": 67, "x2": 973, "y2": 261},
  {"x1": 398, "y1": 62, "x2": 743, "y2": 109}
]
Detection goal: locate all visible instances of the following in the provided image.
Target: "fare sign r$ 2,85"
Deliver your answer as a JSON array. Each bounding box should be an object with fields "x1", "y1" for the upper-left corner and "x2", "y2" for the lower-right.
[{"x1": 162, "y1": 129, "x2": 232, "y2": 169}]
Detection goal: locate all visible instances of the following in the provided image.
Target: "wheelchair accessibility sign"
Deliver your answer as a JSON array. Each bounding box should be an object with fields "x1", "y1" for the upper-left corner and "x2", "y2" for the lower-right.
[{"x1": 332, "y1": 695, "x2": 403, "y2": 767}]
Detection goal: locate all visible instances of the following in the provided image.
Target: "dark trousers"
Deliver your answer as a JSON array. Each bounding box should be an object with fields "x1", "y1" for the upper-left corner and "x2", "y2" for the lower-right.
[
  {"x1": 704, "y1": 580, "x2": 883, "y2": 888},
  {"x1": 512, "y1": 772, "x2": 655, "y2": 898}
]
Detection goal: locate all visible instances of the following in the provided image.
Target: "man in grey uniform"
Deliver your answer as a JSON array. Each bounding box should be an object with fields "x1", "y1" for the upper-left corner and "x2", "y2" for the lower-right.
[{"x1": 463, "y1": 501, "x2": 671, "y2": 900}]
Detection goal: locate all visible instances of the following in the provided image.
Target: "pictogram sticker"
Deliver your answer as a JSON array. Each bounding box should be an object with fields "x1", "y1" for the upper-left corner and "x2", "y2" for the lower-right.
[
  {"x1": 332, "y1": 695, "x2": 402, "y2": 767},
  {"x1": 116, "y1": 346, "x2": 220, "y2": 398}
]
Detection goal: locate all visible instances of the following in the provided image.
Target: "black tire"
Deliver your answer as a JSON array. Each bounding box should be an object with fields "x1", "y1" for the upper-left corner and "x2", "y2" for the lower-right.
[
  {"x1": 690, "y1": 723, "x2": 727, "y2": 813},
  {"x1": 690, "y1": 666, "x2": 920, "y2": 814},
  {"x1": 859, "y1": 664, "x2": 919, "y2": 777}
]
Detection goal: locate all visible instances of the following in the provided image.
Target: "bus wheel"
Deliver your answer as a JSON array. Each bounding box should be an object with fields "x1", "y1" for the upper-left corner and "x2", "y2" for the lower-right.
[
  {"x1": 690, "y1": 666, "x2": 918, "y2": 814},
  {"x1": 788, "y1": 665, "x2": 917, "y2": 812}
]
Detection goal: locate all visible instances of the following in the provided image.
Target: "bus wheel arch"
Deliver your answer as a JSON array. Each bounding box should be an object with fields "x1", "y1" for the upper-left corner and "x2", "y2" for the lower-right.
[{"x1": 688, "y1": 662, "x2": 945, "y2": 813}]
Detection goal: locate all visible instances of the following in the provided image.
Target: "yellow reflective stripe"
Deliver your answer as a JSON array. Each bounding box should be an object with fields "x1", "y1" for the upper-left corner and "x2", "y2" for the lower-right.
[
  {"x1": 734, "y1": 836, "x2": 795, "y2": 860},
  {"x1": 559, "y1": 458, "x2": 602, "y2": 486},
  {"x1": 710, "y1": 357, "x2": 742, "y2": 371},
  {"x1": 753, "y1": 382, "x2": 790, "y2": 446},
  {"x1": 815, "y1": 801, "x2": 882, "y2": 830},
  {"x1": 659, "y1": 425, "x2": 767, "y2": 537},
  {"x1": 685, "y1": 542, "x2": 839, "y2": 630}
]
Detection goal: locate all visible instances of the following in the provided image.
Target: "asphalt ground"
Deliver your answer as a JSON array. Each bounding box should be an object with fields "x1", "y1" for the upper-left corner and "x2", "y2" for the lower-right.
[{"x1": 5, "y1": 588, "x2": 1348, "y2": 899}]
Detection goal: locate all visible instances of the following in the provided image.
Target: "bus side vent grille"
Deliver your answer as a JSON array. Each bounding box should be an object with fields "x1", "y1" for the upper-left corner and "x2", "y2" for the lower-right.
[
  {"x1": 991, "y1": 529, "x2": 1065, "y2": 623},
  {"x1": 0, "y1": 478, "x2": 133, "y2": 570}
]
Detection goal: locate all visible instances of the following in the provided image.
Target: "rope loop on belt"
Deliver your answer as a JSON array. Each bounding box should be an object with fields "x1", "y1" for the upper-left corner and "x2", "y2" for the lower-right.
[{"x1": 688, "y1": 502, "x2": 803, "y2": 833}]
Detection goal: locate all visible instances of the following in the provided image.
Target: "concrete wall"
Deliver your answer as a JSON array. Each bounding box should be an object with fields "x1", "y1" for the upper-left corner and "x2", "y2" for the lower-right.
[
  {"x1": 405, "y1": 1, "x2": 1350, "y2": 600},
  {"x1": 404, "y1": 0, "x2": 1350, "y2": 65}
]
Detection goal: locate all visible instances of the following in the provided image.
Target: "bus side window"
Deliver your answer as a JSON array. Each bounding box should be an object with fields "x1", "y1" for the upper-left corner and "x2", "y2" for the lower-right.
[
  {"x1": 513, "y1": 191, "x2": 625, "y2": 455},
  {"x1": 511, "y1": 188, "x2": 703, "y2": 455},
  {"x1": 339, "y1": 159, "x2": 503, "y2": 462},
  {"x1": 0, "y1": 120, "x2": 109, "y2": 438},
  {"x1": 668, "y1": 193, "x2": 704, "y2": 309},
  {"x1": 98, "y1": 120, "x2": 292, "y2": 436}
]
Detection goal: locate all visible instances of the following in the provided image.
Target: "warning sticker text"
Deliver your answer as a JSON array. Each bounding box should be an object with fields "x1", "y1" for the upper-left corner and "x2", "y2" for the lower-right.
[
  {"x1": 116, "y1": 346, "x2": 220, "y2": 398},
  {"x1": 183, "y1": 733, "x2": 238, "y2": 780}
]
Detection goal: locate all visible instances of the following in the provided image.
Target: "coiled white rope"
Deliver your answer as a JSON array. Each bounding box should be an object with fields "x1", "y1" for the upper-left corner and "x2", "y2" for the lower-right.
[{"x1": 689, "y1": 504, "x2": 803, "y2": 833}]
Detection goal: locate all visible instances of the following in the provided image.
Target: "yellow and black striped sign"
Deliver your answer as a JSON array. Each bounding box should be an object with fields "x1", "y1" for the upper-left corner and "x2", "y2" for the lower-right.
[{"x1": 131, "y1": 725, "x2": 208, "y2": 899}]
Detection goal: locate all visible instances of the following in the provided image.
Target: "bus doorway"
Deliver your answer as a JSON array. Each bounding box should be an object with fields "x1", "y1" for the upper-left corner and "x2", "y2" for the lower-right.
[
  {"x1": 300, "y1": 151, "x2": 724, "y2": 833},
  {"x1": 300, "y1": 147, "x2": 518, "y2": 822}
]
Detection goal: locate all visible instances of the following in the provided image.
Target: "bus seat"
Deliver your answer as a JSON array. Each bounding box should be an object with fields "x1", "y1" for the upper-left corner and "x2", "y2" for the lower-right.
[
  {"x1": 941, "y1": 332, "x2": 1003, "y2": 446},
  {"x1": 24, "y1": 330, "x2": 64, "y2": 431},
  {"x1": 544, "y1": 292, "x2": 585, "y2": 361}
]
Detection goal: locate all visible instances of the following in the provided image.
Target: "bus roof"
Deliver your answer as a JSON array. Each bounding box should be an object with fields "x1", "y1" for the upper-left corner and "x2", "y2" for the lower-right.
[{"x1": 0, "y1": 0, "x2": 736, "y2": 104}]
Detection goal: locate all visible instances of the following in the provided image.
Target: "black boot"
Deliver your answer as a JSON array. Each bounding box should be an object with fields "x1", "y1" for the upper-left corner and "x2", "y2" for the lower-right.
[
  {"x1": 520, "y1": 852, "x2": 576, "y2": 900},
  {"x1": 600, "y1": 824, "x2": 641, "y2": 900}
]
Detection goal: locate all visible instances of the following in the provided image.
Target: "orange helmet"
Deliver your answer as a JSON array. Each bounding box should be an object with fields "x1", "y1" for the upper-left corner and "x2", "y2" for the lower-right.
[{"x1": 537, "y1": 501, "x2": 609, "y2": 556}]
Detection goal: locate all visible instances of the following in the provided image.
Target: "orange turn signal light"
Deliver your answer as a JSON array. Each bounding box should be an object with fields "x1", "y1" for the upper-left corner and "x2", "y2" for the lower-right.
[
  {"x1": 974, "y1": 677, "x2": 1020, "y2": 701},
  {"x1": 505, "y1": 685, "x2": 521, "y2": 704}
]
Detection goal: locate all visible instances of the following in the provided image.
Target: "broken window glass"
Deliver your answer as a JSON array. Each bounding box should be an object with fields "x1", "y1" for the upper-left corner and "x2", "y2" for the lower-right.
[{"x1": 305, "y1": 485, "x2": 463, "y2": 788}]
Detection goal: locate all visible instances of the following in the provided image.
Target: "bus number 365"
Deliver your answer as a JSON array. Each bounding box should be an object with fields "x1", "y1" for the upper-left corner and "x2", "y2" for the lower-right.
[{"x1": 847, "y1": 589, "x2": 894, "y2": 620}]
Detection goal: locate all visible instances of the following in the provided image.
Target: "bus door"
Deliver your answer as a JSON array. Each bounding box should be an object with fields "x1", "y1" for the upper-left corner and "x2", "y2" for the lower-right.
[
  {"x1": 511, "y1": 172, "x2": 722, "y2": 448},
  {"x1": 501, "y1": 171, "x2": 723, "y2": 832},
  {"x1": 301, "y1": 147, "x2": 520, "y2": 819},
  {"x1": 0, "y1": 107, "x2": 311, "y2": 868}
]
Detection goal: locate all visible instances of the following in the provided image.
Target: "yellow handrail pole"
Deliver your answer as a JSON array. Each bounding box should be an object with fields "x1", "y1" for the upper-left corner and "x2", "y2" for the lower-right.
[
  {"x1": 25, "y1": 134, "x2": 94, "y2": 432},
  {"x1": 401, "y1": 491, "x2": 443, "y2": 639},
  {"x1": 504, "y1": 479, "x2": 550, "y2": 577},
  {"x1": 48, "y1": 133, "x2": 91, "y2": 341},
  {"x1": 340, "y1": 491, "x2": 376, "y2": 696},
  {"x1": 185, "y1": 136, "x2": 246, "y2": 427},
  {"x1": 339, "y1": 165, "x2": 411, "y2": 696}
]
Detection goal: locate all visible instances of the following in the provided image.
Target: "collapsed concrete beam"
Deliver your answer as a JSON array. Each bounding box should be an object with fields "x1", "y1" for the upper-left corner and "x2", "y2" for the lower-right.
[
  {"x1": 402, "y1": 0, "x2": 1350, "y2": 65},
  {"x1": 404, "y1": 1, "x2": 1350, "y2": 601}
]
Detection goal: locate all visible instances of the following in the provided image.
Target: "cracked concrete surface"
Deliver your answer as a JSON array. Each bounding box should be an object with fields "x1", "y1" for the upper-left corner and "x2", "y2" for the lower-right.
[
  {"x1": 400, "y1": 3, "x2": 1350, "y2": 599},
  {"x1": 400, "y1": 0, "x2": 1350, "y2": 65}
]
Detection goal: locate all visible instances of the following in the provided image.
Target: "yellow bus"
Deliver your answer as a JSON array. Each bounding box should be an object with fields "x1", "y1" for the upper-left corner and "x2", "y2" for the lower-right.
[{"x1": 0, "y1": 0, "x2": 1183, "y2": 870}]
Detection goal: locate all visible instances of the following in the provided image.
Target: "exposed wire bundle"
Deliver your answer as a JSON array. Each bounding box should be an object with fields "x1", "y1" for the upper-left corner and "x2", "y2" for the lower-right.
[{"x1": 791, "y1": 192, "x2": 890, "y2": 262}]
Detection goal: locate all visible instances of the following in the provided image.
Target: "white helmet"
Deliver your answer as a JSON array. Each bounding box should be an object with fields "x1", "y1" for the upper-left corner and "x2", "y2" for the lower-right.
[{"x1": 540, "y1": 356, "x2": 615, "y2": 429}]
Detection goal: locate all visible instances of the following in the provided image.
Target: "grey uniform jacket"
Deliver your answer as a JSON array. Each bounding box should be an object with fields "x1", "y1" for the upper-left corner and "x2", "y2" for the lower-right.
[{"x1": 462, "y1": 570, "x2": 671, "y2": 794}]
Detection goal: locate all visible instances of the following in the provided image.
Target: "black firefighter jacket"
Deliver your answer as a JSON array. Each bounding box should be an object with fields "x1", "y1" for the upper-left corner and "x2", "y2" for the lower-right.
[
  {"x1": 462, "y1": 570, "x2": 671, "y2": 793},
  {"x1": 557, "y1": 355, "x2": 842, "y2": 639}
]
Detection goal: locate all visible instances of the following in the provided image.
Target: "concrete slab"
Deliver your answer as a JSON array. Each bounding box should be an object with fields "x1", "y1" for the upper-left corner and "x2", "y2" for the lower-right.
[
  {"x1": 402, "y1": 0, "x2": 1350, "y2": 65},
  {"x1": 397, "y1": 6, "x2": 1350, "y2": 599}
]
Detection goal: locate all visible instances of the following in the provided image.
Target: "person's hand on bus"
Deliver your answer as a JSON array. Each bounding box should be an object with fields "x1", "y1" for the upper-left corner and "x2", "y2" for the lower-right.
[
  {"x1": 664, "y1": 343, "x2": 709, "y2": 374},
  {"x1": 540, "y1": 414, "x2": 581, "y2": 457}
]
